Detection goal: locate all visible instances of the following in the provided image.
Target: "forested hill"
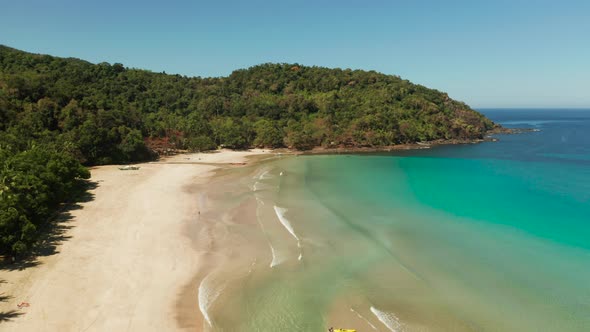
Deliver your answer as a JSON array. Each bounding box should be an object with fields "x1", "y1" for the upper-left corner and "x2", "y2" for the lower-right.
[{"x1": 1, "y1": 45, "x2": 494, "y2": 163}]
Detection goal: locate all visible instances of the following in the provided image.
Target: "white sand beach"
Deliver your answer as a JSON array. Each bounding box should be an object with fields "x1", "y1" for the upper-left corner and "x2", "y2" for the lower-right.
[{"x1": 0, "y1": 149, "x2": 270, "y2": 331}]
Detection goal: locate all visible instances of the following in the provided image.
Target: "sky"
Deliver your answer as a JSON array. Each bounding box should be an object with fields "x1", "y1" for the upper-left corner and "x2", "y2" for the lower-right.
[{"x1": 1, "y1": 0, "x2": 589, "y2": 108}]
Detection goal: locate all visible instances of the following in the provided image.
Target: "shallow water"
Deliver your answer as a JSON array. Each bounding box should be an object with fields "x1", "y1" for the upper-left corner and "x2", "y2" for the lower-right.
[{"x1": 196, "y1": 109, "x2": 590, "y2": 331}]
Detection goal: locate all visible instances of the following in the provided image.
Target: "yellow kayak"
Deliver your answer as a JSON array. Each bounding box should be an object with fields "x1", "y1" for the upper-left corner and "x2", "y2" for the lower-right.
[{"x1": 330, "y1": 329, "x2": 356, "y2": 332}]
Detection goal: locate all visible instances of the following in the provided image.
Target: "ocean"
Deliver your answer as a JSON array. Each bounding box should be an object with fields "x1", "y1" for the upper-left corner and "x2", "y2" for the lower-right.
[{"x1": 197, "y1": 109, "x2": 590, "y2": 331}]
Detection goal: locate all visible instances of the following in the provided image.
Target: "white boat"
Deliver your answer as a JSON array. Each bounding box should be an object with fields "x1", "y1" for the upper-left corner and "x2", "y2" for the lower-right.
[{"x1": 118, "y1": 165, "x2": 140, "y2": 170}]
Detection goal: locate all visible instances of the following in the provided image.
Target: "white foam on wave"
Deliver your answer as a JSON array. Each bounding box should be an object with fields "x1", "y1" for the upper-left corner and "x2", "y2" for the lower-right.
[
  {"x1": 259, "y1": 170, "x2": 273, "y2": 180},
  {"x1": 252, "y1": 180, "x2": 276, "y2": 192},
  {"x1": 273, "y1": 206, "x2": 299, "y2": 241},
  {"x1": 370, "y1": 306, "x2": 404, "y2": 332},
  {"x1": 255, "y1": 197, "x2": 287, "y2": 267},
  {"x1": 198, "y1": 273, "x2": 225, "y2": 328},
  {"x1": 350, "y1": 308, "x2": 378, "y2": 330},
  {"x1": 269, "y1": 244, "x2": 286, "y2": 267},
  {"x1": 273, "y1": 206, "x2": 304, "y2": 261},
  {"x1": 252, "y1": 168, "x2": 268, "y2": 179}
]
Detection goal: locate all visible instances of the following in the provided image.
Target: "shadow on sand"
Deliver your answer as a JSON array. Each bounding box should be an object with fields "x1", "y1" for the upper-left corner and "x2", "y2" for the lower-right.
[
  {"x1": 0, "y1": 310, "x2": 23, "y2": 322},
  {"x1": 0, "y1": 282, "x2": 22, "y2": 323},
  {"x1": 0, "y1": 177, "x2": 101, "y2": 326},
  {"x1": 0, "y1": 180, "x2": 98, "y2": 272},
  {"x1": 0, "y1": 180, "x2": 98, "y2": 323}
]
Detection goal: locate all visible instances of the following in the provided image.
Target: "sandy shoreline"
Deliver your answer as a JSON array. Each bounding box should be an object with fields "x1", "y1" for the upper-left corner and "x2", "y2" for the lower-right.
[{"x1": 0, "y1": 149, "x2": 271, "y2": 331}]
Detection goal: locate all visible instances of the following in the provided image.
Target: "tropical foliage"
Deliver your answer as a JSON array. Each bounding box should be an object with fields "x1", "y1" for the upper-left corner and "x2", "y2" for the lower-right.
[
  {"x1": 1, "y1": 45, "x2": 493, "y2": 159},
  {"x1": 0, "y1": 145, "x2": 89, "y2": 256},
  {"x1": 0, "y1": 45, "x2": 495, "y2": 256}
]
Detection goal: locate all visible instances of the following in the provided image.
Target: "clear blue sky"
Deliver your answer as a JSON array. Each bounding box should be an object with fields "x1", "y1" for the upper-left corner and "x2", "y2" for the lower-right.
[{"x1": 1, "y1": 0, "x2": 589, "y2": 108}]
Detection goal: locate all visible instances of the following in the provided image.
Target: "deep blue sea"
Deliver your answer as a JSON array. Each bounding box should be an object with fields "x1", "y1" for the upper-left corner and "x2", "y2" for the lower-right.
[{"x1": 200, "y1": 109, "x2": 590, "y2": 331}]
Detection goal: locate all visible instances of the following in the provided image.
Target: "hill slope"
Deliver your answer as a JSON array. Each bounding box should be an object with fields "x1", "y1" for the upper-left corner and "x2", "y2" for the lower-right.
[{"x1": 0, "y1": 45, "x2": 494, "y2": 162}]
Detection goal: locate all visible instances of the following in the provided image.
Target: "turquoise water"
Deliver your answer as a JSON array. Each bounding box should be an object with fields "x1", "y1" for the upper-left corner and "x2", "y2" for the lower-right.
[{"x1": 199, "y1": 109, "x2": 590, "y2": 331}]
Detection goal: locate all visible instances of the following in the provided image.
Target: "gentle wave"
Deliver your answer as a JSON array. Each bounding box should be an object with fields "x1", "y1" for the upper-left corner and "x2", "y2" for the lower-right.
[
  {"x1": 253, "y1": 168, "x2": 269, "y2": 179},
  {"x1": 252, "y1": 181, "x2": 277, "y2": 192},
  {"x1": 350, "y1": 308, "x2": 378, "y2": 330},
  {"x1": 255, "y1": 196, "x2": 287, "y2": 267},
  {"x1": 370, "y1": 306, "x2": 403, "y2": 332},
  {"x1": 273, "y1": 205, "x2": 303, "y2": 261},
  {"x1": 198, "y1": 273, "x2": 225, "y2": 328},
  {"x1": 273, "y1": 206, "x2": 299, "y2": 241},
  {"x1": 269, "y1": 244, "x2": 286, "y2": 267},
  {"x1": 259, "y1": 169, "x2": 273, "y2": 180}
]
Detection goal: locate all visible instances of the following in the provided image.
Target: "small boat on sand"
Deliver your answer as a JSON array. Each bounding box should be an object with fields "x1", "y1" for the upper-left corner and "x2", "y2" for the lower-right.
[{"x1": 118, "y1": 165, "x2": 140, "y2": 170}]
